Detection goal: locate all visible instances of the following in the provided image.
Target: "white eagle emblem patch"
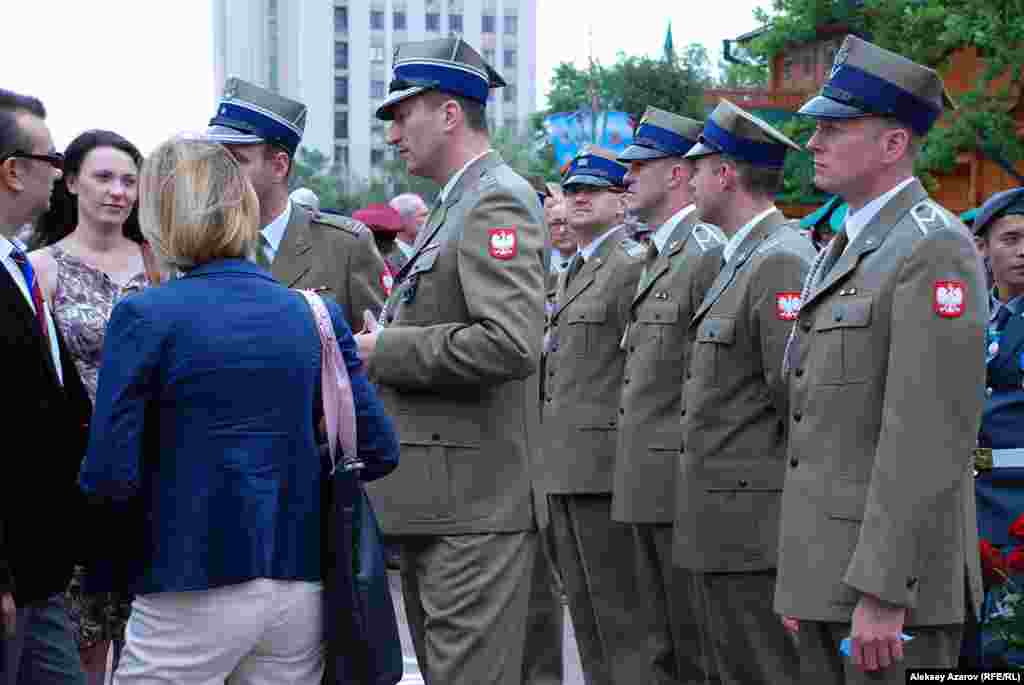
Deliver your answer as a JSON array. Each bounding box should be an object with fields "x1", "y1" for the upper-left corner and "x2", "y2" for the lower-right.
[
  {"x1": 933, "y1": 280, "x2": 965, "y2": 318},
  {"x1": 489, "y1": 227, "x2": 518, "y2": 260},
  {"x1": 776, "y1": 292, "x2": 802, "y2": 321},
  {"x1": 380, "y1": 270, "x2": 394, "y2": 296}
]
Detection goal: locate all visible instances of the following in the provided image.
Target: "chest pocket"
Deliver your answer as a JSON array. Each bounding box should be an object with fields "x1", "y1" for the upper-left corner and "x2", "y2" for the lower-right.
[
  {"x1": 693, "y1": 317, "x2": 736, "y2": 386},
  {"x1": 813, "y1": 295, "x2": 873, "y2": 385},
  {"x1": 566, "y1": 303, "x2": 607, "y2": 357},
  {"x1": 636, "y1": 302, "x2": 684, "y2": 360}
]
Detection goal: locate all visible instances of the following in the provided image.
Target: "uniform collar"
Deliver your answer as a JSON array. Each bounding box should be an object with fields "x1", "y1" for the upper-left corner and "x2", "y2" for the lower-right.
[
  {"x1": 262, "y1": 200, "x2": 292, "y2": 253},
  {"x1": 651, "y1": 204, "x2": 696, "y2": 254},
  {"x1": 844, "y1": 177, "x2": 916, "y2": 245},
  {"x1": 723, "y1": 205, "x2": 777, "y2": 263},
  {"x1": 439, "y1": 148, "x2": 494, "y2": 203},
  {"x1": 550, "y1": 249, "x2": 574, "y2": 272},
  {"x1": 577, "y1": 224, "x2": 621, "y2": 262}
]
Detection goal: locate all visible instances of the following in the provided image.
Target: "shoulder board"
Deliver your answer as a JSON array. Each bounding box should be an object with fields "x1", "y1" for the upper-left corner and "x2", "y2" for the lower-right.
[
  {"x1": 619, "y1": 238, "x2": 647, "y2": 259},
  {"x1": 910, "y1": 199, "x2": 952, "y2": 236},
  {"x1": 691, "y1": 223, "x2": 725, "y2": 252},
  {"x1": 756, "y1": 238, "x2": 781, "y2": 255},
  {"x1": 312, "y1": 212, "x2": 366, "y2": 237},
  {"x1": 475, "y1": 171, "x2": 498, "y2": 194}
]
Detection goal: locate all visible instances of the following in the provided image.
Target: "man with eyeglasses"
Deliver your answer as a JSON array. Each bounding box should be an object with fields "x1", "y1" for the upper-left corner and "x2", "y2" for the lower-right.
[{"x1": 0, "y1": 88, "x2": 92, "y2": 685}]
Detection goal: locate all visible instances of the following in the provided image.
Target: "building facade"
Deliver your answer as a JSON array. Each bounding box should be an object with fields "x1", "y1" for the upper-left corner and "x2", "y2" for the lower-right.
[{"x1": 213, "y1": 0, "x2": 537, "y2": 184}]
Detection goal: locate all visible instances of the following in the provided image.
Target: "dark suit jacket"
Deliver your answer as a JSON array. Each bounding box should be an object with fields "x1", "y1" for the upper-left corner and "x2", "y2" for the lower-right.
[
  {"x1": 80, "y1": 259, "x2": 399, "y2": 595},
  {"x1": 0, "y1": 261, "x2": 92, "y2": 605}
]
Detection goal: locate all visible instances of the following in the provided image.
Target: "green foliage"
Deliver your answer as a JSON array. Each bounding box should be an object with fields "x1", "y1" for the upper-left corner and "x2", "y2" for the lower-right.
[{"x1": 744, "y1": 0, "x2": 1024, "y2": 202}]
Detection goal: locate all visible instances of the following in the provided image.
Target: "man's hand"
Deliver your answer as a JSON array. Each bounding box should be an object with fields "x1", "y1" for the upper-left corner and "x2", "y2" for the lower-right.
[
  {"x1": 2, "y1": 592, "x2": 16, "y2": 637},
  {"x1": 354, "y1": 309, "x2": 381, "y2": 363},
  {"x1": 850, "y1": 592, "x2": 907, "y2": 672}
]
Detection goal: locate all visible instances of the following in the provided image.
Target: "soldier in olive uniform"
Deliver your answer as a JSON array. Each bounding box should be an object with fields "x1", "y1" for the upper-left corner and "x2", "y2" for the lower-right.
[
  {"x1": 775, "y1": 36, "x2": 986, "y2": 683},
  {"x1": 539, "y1": 146, "x2": 652, "y2": 685},
  {"x1": 613, "y1": 106, "x2": 726, "y2": 685},
  {"x1": 354, "y1": 39, "x2": 546, "y2": 685},
  {"x1": 675, "y1": 99, "x2": 814, "y2": 685},
  {"x1": 204, "y1": 79, "x2": 388, "y2": 323}
]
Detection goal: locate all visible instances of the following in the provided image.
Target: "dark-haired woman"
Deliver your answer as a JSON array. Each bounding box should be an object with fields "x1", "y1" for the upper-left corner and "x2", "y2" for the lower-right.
[{"x1": 28, "y1": 129, "x2": 148, "y2": 683}]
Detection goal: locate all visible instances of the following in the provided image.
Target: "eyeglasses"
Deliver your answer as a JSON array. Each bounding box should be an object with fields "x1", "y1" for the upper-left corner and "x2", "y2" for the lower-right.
[{"x1": 0, "y1": 150, "x2": 64, "y2": 170}]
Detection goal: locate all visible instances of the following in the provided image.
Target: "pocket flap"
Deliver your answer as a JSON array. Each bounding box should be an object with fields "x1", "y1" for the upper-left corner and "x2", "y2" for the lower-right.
[
  {"x1": 695, "y1": 317, "x2": 736, "y2": 344},
  {"x1": 702, "y1": 461, "x2": 785, "y2": 491},
  {"x1": 815, "y1": 296, "x2": 872, "y2": 331},
  {"x1": 637, "y1": 303, "x2": 680, "y2": 324},
  {"x1": 569, "y1": 303, "x2": 607, "y2": 324}
]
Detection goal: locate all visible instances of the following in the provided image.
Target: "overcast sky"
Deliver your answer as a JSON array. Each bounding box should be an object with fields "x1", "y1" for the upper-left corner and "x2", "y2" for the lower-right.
[{"x1": 3, "y1": 1, "x2": 766, "y2": 155}]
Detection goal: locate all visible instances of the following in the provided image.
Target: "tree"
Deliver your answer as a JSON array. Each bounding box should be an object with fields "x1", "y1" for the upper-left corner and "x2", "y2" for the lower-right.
[{"x1": 744, "y1": 0, "x2": 1024, "y2": 201}]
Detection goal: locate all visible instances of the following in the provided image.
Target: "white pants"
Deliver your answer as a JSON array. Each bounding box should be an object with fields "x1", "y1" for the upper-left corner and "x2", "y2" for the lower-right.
[{"x1": 113, "y1": 579, "x2": 324, "y2": 685}]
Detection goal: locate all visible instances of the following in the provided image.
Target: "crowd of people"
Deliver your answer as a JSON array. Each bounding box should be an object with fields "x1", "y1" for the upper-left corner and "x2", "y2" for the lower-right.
[{"x1": 0, "y1": 30, "x2": 1019, "y2": 685}]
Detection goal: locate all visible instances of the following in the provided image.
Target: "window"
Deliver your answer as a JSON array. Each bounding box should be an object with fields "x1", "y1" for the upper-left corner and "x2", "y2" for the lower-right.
[
  {"x1": 449, "y1": 13, "x2": 463, "y2": 32},
  {"x1": 504, "y1": 14, "x2": 517, "y2": 35},
  {"x1": 425, "y1": 12, "x2": 440, "y2": 31},
  {"x1": 481, "y1": 14, "x2": 496, "y2": 33},
  {"x1": 503, "y1": 84, "x2": 516, "y2": 103},
  {"x1": 503, "y1": 49, "x2": 516, "y2": 68},
  {"x1": 483, "y1": 48, "x2": 495, "y2": 65},
  {"x1": 504, "y1": 118, "x2": 516, "y2": 133},
  {"x1": 371, "y1": 80, "x2": 387, "y2": 98},
  {"x1": 334, "y1": 41, "x2": 348, "y2": 69},
  {"x1": 371, "y1": 46, "x2": 386, "y2": 63},
  {"x1": 334, "y1": 6, "x2": 348, "y2": 31},
  {"x1": 393, "y1": 10, "x2": 406, "y2": 30},
  {"x1": 371, "y1": 148, "x2": 386, "y2": 165},
  {"x1": 334, "y1": 77, "x2": 348, "y2": 104},
  {"x1": 334, "y1": 145, "x2": 349, "y2": 168},
  {"x1": 334, "y1": 112, "x2": 349, "y2": 139},
  {"x1": 370, "y1": 10, "x2": 385, "y2": 29}
]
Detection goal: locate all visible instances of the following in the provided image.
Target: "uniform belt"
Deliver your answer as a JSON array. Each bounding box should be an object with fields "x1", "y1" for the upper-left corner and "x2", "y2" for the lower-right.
[{"x1": 973, "y1": 448, "x2": 1024, "y2": 471}]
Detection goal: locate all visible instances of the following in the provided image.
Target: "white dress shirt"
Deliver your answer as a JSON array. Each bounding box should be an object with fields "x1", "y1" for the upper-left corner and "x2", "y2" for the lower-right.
[
  {"x1": 1, "y1": 235, "x2": 63, "y2": 383},
  {"x1": 549, "y1": 250, "x2": 575, "y2": 273},
  {"x1": 723, "y1": 206, "x2": 778, "y2": 264},
  {"x1": 261, "y1": 200, "x2": 293, "y2": 263},
  {"x1": 439, "y1": 149, "x2": 494, "y2": 203},
  {"x1": 842, "y1": 176, "x2": 917, "y2": 248},
  {"x1": 578, "y1": 225, "x2": 622, "y2": 262},
  {"x1": 650, "y1": 204, "x2": 697, "y2": 255},
  {"x1": 397, "y1": 239, "x2": 415, "y2": 259}
]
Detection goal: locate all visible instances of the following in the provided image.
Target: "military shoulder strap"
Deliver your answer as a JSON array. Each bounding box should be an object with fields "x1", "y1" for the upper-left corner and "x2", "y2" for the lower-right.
[
  {"x1": 619, "y1": 238, "x2": 647, "y2": 259},
  {"x1": 312, "y1": 211, "x2": 366, "y2": 238},
  {"x1": 910, "y1": 199, "x2": 952, "y2": 236},
  {"x1": 691, "y1": 222, "x2": 725, "y2": 252}
]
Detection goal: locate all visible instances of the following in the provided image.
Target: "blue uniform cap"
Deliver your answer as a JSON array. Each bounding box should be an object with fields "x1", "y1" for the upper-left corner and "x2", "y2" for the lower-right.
[
  {"x1": 205, "y1": 78, "x2": 307, "y2": 157},
  {"x1": 973, "y1": 188, "x2": 1024, "y2": 237},
  {"x1": 798, "y1": 35, "x2": 954, "y2": 136},
  {"x1": 562, "y1": 145, "x2": 628, "y2": 189},
  {"x1": 619, "y1": 106, "x2": 702, "y2": 161},
  {"x1": 685, "y1": 99, "x2": 801, "y2": 169}
]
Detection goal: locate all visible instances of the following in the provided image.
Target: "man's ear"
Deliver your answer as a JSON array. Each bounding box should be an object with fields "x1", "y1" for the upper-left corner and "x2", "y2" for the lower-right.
[
  {"x1": 975, "y1": 235, "x2": 988, "y2": 259},
  {"x1": 0, "y1": 159, "x2": 25, "y2": 193},
  {"x1": 441, "y1": 99, "x2": 461, "y2": 133},
  {"x1": 269, "y1": 148, "x2": 291, "y2": 182}
]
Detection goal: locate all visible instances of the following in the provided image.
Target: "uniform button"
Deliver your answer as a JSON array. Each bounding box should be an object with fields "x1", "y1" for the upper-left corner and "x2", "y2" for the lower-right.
[
  {"x1": 619, "y1": 408, "x2": 625, "y2": 415},
  {"x1": 431, "y1": 433, "x2": 441, "y2": 441},
  {"x1": 608, "y1": 420, "x2": 615, "y2": 427},
  {"x1": 655, "y1": 313, "x2": 661, "y2": 320},
  {"x1": 790, "y1": 458, "x2": 799, "y2": 468},
  {"x1": 631, "y1": 314, "x2": 638, "y2": 323},
  {"x1": 680, "y1": 409, "x2": 686, "y2": 417},
  {"x1": 906, "y1": 576, "x2": 918, "y2": 589},
  {"x1": 800, "y1": 320, "x2": 811, "y2": 332},
  {"x1": 629, "y1": 346, "x2": 635, "y2": 353},
  {"x1": 624, "y1": 378, "x2": 631, "y2": 385},
  {"x1": 739, "y1": 480, "x2": 749, "y2": 488},
  {"x1": 793, "y1": 411, "x2": 802, "y2": 422},
  {"x1": 546, "y1": 397, "x2": 552, "y2": 403},
  {"x1": 551, "y1": 345, "x2": 559, "y2": 352},
  {"x1": 794, "y1": 368, "x2": 804, "y2": 378}
]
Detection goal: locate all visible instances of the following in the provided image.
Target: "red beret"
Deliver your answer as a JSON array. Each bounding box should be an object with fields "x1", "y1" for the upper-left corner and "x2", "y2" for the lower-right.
[{"x1": 353, "y1": 203, "x2": 402, "y2": 234}]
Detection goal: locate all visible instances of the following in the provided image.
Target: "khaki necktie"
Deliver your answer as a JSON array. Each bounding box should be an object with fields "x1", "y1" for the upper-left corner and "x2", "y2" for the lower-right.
[
  {"x1": 637, "y1": 241, "x2": 659, "y2": 293},
  {"x1": 254, "y1": 234, "x2": 272, "y2": 269},
  {"x1": 565, "y1": 253, "x2": 584, "y2": 286},
  {"x1": 819, "y1": 228, "x2": 849, "y2": 280}
]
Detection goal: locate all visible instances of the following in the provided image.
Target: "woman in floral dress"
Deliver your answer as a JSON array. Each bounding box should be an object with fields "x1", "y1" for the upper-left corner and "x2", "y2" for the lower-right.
[{"x1": 28, "y1": 129, "x2": 148, "y2": 683}]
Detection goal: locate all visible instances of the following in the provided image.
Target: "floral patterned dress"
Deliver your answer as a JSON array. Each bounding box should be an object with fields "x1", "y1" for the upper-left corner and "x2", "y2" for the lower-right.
[{"x1": 48, "y1": 245, "x2": 147, "y2": 650}]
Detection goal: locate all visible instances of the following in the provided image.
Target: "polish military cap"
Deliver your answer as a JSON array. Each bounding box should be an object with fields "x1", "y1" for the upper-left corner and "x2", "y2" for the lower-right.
[
  {"x1": 685, "y1": 99, "x2": 801, "y2": 168},
  {"x1": 799, "y1": 34, "x2": 954, "y2": 136},
  {"x1": 562, "y1": 145, "x2": 628, "y2": 190},
  {"x1": 376, "y1": 37, "x2": 505, "y2": 120},
  {"x1": 619, "y1": 106, "x2": 703, "y2": 161},
  {"x1": 205, "y1": 78, "x2": 307, "y2": 156},
  {"x1": 972, "y1": 188, "x2": 1024, "y2": 237}
]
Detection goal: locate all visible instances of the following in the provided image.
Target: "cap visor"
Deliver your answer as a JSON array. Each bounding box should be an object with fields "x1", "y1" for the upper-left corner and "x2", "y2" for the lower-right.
[
  {"x1": 203, "y1": 124, "x2": 265, "y2": 146},
  {"x1": 617, "y1": 144, "x2": 669, "y2": 162},
  {"x1": 797, "y1": 95, "x2": 869, "y2": 120},
  {"x1": 562, "y1": 174, "x2": 614, "y2": 189},
  {"x1": 376, "y1": 86, "x2": 428, "y2": 120},
  {"x1": 683, "y1": 141, "x2": 718, "y2": 160}
]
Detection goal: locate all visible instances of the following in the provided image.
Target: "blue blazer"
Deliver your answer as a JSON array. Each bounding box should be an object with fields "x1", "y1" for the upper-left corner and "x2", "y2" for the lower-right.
[{"x1": 79, "y1": 258, "x2": 399, "y2": 595}]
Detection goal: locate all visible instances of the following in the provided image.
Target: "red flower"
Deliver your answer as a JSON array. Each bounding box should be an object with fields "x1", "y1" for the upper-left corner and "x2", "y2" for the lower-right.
[
  {"x1": 981, "y1": 539, "x2": 1008, "y2": 587},
  {"x1": 1009, "y1": 548, "x2": 1024, "y2": 575},
  {"x1": 1010, "y1": 514, "x2": 1024, "y2": 542}
]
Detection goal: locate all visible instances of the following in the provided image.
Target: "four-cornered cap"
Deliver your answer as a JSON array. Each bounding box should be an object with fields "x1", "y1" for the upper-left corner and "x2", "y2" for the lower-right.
[
  {"x1": 685, "y1": 99, "x2": 801, "y2": 168},
  {"x1": 562, "y1": 145, "x2": 629, "y2": 189},
  {"x1": 972, "y1": 187, "x2": 1024, "y2": 237},
  {"x1": 619, "y1": 106, "x2": 703, "y2": 161},
  {"x1": 376, "y1": 38, "x2": 505, "y2": 120},
  {"x1": 799, "y1": 34, "x2": 954, "y2": 136},
  {"x1": 206, "y1": 78, "x2": 307, "y2": 156},
  {"x1": 354, "y1": 203, "x2": 403, "y2": 235}
]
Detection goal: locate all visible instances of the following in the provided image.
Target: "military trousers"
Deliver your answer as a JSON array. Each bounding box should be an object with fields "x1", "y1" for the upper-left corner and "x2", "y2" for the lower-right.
[
  {"x1": 547, "y1": 493, "x2": 666, "y2": 685},
  {"x1": 397, "y1": 531, "x2": 535, "y2": 685},
  {"x1": 796, "y1": 620, "x2": 962, "y2": 684},
  {"x1": 522, "y1": 527, "x2": 564, "y2": 685},
  {"x1": 634, "y1": 523, "x2": 718, "y2": 684},
  {"x1": 699, "y1": 570, "x2": 800, "y2": 685}
]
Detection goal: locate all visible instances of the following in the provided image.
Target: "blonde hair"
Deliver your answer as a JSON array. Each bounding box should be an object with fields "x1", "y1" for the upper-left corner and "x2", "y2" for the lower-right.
[{"x1": 139, "y1": 136, "x2": 259, "y2": 271}]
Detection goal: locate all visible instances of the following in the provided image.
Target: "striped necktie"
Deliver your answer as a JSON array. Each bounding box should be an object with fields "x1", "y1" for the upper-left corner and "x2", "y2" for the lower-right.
[{"x1": 9, "y1": 246, "x2": 50, "y2": 346}]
